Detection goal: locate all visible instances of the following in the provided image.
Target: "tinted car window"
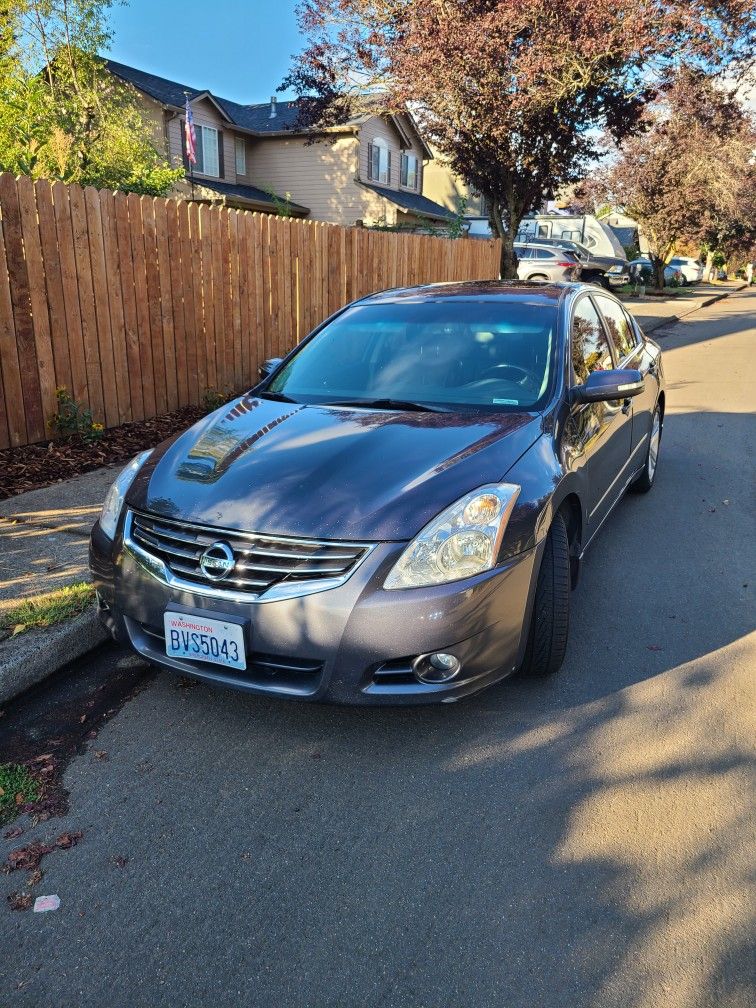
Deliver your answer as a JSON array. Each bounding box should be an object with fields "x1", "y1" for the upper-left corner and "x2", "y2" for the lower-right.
[
  {"x1": 514, "y1": 246, "x2": 533, "y2": 259},
  {"x1": 594, "y1": 295, "x2": 638, "y2": 360},
  {"x1": 532, "y1": 249, "x2": 555, "y2": 260},
  {"x1": 268, "y1": 301, "x2": 558, "y2": 411},
  {"x1": 571, "y1": 297, "x2": 614, "y2": 383}
]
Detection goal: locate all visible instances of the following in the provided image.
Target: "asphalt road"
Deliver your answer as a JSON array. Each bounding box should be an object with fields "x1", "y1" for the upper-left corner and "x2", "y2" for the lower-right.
[{"x1": 2, "y1": 290, "x2": 754, "y2": 1008}]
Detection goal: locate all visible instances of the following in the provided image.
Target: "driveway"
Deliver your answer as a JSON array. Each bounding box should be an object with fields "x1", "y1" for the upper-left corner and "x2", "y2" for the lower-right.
[{"x1": 1, "y1": 290, "x2": 754, "y2": 1008}]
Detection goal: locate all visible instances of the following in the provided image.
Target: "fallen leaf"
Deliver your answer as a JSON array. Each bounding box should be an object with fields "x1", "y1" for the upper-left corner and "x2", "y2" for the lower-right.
[
  {"x1": 5, "y1": 841, "x2": 53, "y2": 872},
  {"x1": 647, "y1": 645, "x2": 663, "y2": 651},
  {"x1": 26, "y1": 868, "x2": 43, "y2": 887},
  {"x1": 55, "y1": 830, "x2": 83, "y2": 850},
  {"x1": 110, "y1": 855, "x2": 128, "y2": 868},
  {"x1": 93, "y1": 750, "x2": 108, "y2": 761},
  {"x1": 3, "y1": 826, "x2": 24, "y2": 840},
  {"x1": 7, "y1": 891, "x2": 33, "y2": 911}
]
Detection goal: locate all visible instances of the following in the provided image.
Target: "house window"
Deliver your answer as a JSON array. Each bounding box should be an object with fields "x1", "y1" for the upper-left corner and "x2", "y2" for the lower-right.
[
  {"x1": 195, "y1": 125, "x2": 220, "y2": 177},
  {"x1": 400, "y1": 153, "x2": 418, "y2": 190},
  {"x1": 235, "y1": 137, "x2": 246, "y2": 176},
  {"x1": 368, "y1": 137, "x2": 390, "y2": 184}
]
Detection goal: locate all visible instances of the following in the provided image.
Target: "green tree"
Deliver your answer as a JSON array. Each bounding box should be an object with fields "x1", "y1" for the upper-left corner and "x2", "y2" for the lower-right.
[{"x1": 0, "y1": 0, "x2": 182, "y2": 195}]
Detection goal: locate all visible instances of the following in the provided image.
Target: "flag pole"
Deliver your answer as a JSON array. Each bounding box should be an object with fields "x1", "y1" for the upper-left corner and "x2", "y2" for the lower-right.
[{"x1": 184, "y1": 90, "x2": 195, "y2": 200}]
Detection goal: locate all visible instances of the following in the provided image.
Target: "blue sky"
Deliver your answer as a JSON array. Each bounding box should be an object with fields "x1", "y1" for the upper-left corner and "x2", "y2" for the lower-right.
[{"x1": 108, "y1": 0, "x2": 302, "y2": 103}]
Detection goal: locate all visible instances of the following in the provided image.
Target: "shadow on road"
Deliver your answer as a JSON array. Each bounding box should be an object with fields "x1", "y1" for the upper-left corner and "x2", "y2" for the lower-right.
[{"x1": 1, "y1": 404, "x2": 753, "y2": 1002}]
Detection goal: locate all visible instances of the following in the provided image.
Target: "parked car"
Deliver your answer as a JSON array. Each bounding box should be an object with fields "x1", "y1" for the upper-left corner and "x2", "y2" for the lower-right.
[
  {"x1": 629, "y1": 257, "x2": 684, "y2": 286},
  {"x1": 518, "y1": 236, "x2": 630, "y2": 288},
  {"x1": 668, "y1": 257, "x2": 704, "y2": 284},
  {"x1": 91, "y1": 281, "x2": 664, "y2": 706},
  {"x1": 514, "y1": 243, "x2": 582, "y2": 282}
]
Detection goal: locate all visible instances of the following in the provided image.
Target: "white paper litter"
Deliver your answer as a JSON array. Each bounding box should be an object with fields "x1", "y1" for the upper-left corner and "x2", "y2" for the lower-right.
[{"x1": 33, "y1": 895, "x2": 60, "y2": 913}]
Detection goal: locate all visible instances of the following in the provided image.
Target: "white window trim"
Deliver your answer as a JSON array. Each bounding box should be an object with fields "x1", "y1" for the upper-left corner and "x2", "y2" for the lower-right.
[
  {"x1": 370, "y1": 136, "x2": 390, "y2": 185},
  {"x1": 401, "y1": 152, "x2": 418, "y2": 190},
  {"x1": 234, "y1": 136, "x2": 246, "y2": 177},
  {"x1": 198, "y1": 125, "x2": 220, "y2": 178}
]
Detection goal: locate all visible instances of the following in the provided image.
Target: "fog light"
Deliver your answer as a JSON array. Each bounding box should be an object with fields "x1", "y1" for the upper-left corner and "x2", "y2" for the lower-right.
[{"x1": 413, "y1": 652, "x2": 461, "y2": 684}]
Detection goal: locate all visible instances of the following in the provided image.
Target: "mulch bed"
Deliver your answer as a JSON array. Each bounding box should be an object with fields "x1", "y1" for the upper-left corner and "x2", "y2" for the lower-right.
[{"x1": 0, "y1": 405, "x2": 208, "y2": 501}]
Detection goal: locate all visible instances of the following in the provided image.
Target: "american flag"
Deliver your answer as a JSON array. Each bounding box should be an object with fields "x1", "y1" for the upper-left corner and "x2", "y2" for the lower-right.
[{"x1": 184, "y1": 97, "x2": 196, "y2": 165}]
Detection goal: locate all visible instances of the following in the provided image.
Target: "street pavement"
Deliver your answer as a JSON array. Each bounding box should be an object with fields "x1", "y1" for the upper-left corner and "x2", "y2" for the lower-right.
[{"x1": 1, "y1": 290, "x2": 754, "y2": 1008}]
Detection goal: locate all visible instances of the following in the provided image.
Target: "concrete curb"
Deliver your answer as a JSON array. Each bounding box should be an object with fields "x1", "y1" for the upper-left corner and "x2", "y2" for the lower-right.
[
  {"x1": 0, "y1": 606, "x2": 108, "y2": 707},
  {"x1": 640, "y1": 283, "x2": 748, "y2": 334}
]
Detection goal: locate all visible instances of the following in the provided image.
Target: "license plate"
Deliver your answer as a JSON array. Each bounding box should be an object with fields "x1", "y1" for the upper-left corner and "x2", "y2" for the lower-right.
[{"x1": 163, "y1": 612, "x2": 246, "y2": 670}]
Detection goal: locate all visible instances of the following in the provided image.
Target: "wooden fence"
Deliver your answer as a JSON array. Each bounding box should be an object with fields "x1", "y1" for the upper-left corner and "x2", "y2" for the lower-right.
[{"x1": 0, "y1": 172, "x2": 501, "y2": 448}]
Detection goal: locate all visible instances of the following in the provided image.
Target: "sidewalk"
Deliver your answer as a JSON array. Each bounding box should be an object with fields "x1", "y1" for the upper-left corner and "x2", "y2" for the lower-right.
[
  {"x1": 0, "y1": 467, "x2": 117, "y2": 704},
  {"x1": 621, "y1": 280, "x2": 746, "y2": 332}
]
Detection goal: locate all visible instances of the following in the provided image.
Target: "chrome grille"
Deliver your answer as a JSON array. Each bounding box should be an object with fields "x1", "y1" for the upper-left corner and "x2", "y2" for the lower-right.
[{"x1": 126, "y1": 510, "x2": 370, "y2": 600}]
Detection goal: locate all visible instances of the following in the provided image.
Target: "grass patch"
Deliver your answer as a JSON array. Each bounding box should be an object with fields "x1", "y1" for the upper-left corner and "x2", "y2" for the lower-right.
[
  {"x1": 1, "y1": 582, "x2": 96, "y2": 636},
  {"x1": 0, "y1": 763, "x2": 40, "y2": 821}
]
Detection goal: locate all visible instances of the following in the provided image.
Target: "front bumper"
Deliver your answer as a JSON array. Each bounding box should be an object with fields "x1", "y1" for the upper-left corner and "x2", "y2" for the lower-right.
[{"x1": 90, "y1": 519, "x2": 539, "y2": 705}]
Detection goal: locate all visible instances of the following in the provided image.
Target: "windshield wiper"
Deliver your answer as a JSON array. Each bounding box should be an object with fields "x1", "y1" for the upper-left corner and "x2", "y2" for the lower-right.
[
  {"x1": 324, "y1": 398, "x2": 451, "y2": 413},
  {"x1": 257, "y1": 390, "x2": 299, "y2": 403}
]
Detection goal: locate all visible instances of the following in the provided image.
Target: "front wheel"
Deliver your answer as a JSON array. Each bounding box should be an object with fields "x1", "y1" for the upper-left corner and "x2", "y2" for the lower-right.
[
  {"x1": 520, "y1": 512, "x2": 570, "y2": 677},
  {"x1": 630, "y1": 406, "x2": 662, "y2": 493}
]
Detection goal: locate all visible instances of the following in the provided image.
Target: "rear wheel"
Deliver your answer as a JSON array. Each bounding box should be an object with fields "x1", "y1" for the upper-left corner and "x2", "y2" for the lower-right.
[
  {"x1": 527, "y1": 273, "x2": 548, "y2": 281},
  {"x1": 520, "y1": 512, "x2": 570, "y2": 677},
  {"x1": 630, "y1": 406, "x2": 662, "y2": 493}
]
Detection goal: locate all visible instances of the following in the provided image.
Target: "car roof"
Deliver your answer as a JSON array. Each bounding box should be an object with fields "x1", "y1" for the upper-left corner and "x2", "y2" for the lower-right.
[{"x1": 355, "y1": 280, "x2": 582, "y2": 306}]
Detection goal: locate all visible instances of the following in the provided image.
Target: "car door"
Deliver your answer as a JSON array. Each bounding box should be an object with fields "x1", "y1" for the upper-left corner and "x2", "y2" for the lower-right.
[
  {"x1": 564, "y1": 294, "x2": 633, "y2": 534},
  {"x1": 592, "y1": 294, "x2": 656, "y2": 462},
  {"x1": 515, "y1": 246, "x2": 533, "y2": 280}
]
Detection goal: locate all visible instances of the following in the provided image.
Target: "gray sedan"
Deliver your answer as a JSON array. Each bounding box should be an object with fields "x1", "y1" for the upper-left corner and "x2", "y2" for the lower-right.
[{"x1": 90, "y1": 281, "x2": 663, "y2": 706}]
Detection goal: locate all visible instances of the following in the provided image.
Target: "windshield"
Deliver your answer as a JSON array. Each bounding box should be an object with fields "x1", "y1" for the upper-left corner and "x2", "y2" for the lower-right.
[{"x1": 267, "y1": 300, "x2": 557, "y2": 411}]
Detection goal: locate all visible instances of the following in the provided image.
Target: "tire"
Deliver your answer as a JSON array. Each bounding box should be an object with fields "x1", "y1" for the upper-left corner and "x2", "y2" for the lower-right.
[
  {"x1": 630, "y1": 406, "x2": 662, "y2": 493},
  {"x1": 520, "y1": 512, "x2": 570, "y2": 677},
  {"x1": 527, "y1": 273, "x2": 548, "y2": 281}
]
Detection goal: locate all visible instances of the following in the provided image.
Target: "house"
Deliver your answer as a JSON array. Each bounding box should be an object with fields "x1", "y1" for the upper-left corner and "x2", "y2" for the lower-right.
[
  {"x1": 104, "y1": 59, "x2": 456, "y2": 229},
  {"x1": 423, "y1": 155, "x2": 487, "y2": 225}
]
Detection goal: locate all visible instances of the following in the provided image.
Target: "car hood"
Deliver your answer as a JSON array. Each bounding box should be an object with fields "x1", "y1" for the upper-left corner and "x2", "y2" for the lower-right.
[
  {"x1": 127, "y1": 395, "x2": 544, "y2": 541},
  {"x1": 587, "y1": 253, "x2": 628, "y2": 271}
]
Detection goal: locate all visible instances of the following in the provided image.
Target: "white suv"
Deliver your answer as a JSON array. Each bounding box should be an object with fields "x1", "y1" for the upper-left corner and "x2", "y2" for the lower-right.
[{"x1": 669, "y1": 257, "x2": 704, "y2": 284}]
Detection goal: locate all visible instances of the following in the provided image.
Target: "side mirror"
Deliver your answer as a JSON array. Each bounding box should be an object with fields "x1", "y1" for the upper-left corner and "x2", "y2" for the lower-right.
[
  {"x1": 571, "y1": 368, "x2": 644, "y2": 405},
  {"x1": 258, "y1": 357, "x2": 283, "y2": 380}
]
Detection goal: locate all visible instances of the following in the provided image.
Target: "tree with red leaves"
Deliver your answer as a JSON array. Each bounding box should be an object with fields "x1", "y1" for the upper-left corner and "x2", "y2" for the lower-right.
[
  {"x1": 584, "y1": 70, "x2": 756, "y2": 289},
  {"x1": 283, "y1": 0, "x2": 756, "y2": 277}
]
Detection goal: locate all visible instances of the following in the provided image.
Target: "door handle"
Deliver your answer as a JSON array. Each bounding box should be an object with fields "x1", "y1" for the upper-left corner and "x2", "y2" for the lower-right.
[{"x1": 621, "y1": 399, "x2": 632, "y2": 415}]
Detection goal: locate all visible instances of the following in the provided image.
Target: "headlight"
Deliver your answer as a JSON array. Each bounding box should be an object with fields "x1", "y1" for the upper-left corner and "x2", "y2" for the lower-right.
[
  {"x1": 384, "y1": 484, "x2": 521, "y2": 589},
  {"x1": 607, "y1": 265, "x2": 624, "y2": 274},
  {"x1": 99, "y1": 450, "x2": 152, "y2": 539}
]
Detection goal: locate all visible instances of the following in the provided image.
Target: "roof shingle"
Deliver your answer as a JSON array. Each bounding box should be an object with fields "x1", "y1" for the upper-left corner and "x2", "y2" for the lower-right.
[
  {"x1": 193, "y1": 177, "x2": 309, "y2": 215},
  {"x1": 106, "y1": 59, "x2": 314, "y2": 134},
  {"x1": 358, "y1": 182, "x2": 457, "y2": 222}
]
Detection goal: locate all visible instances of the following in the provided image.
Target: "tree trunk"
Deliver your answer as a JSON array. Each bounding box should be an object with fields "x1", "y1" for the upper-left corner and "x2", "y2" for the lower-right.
[
  {"x1": 499, "y1": 232, "x2": 518, "y2": 279},
  {"x1": 705, "y1": 249, "x2": 715, "y2": 281},
  {"x1": 487, "y1": 198, "x2": 519, "y2": 279},
  {"x1": 651, "y1": 256, "x2": 666, "y2": 291}
]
